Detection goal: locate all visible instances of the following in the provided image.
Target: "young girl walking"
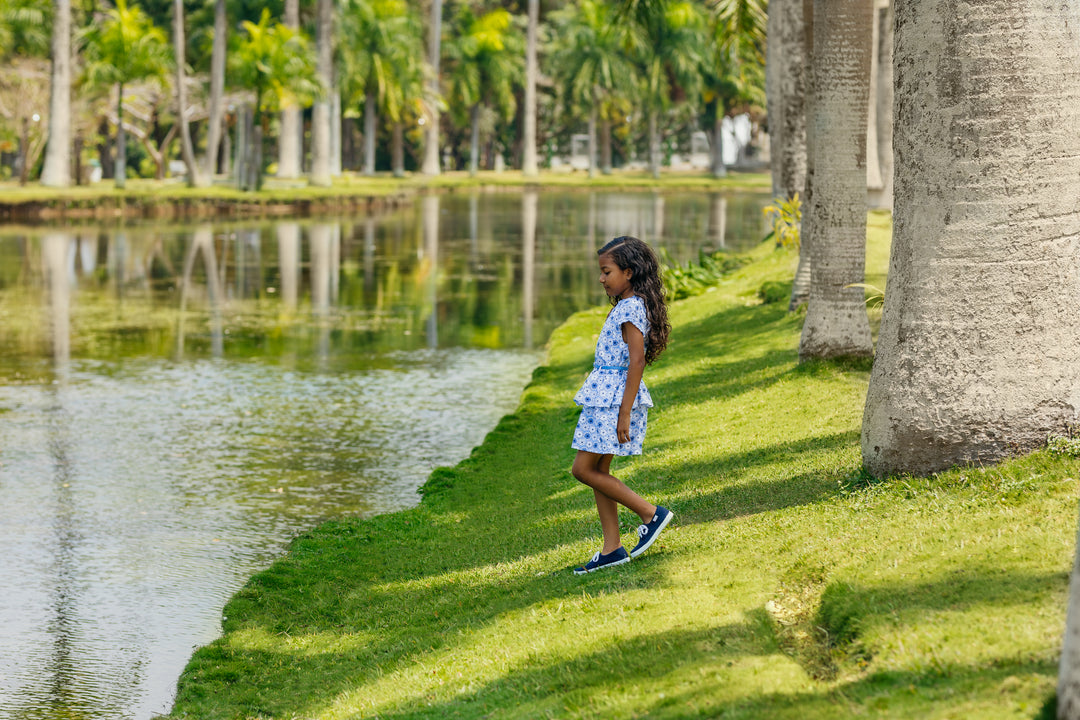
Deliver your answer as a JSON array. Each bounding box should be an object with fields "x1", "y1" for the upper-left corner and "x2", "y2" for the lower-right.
[{"x1": 571, "y1": 236, "x2": 673, "y2": 574}]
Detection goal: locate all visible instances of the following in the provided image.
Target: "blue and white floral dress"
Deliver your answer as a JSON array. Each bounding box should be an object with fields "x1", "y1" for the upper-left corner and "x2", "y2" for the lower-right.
[{"x1": 571, "y1": 295, "x2": 654, "y2": 456}]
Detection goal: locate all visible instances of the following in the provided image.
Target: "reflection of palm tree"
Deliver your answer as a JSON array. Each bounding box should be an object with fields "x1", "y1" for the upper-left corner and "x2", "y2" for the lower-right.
[
  {"x1": 42, "y1": 232, "x2": 73, "y2": 366},
  {"x1": 421, "y1": 195, "x2": 439, "y2": 347},
  {"x1": 521, "y1": 190, "x2": 537, "y2": 349},
  {"x1": 277, "y1": 222, "x2": 301, "y2": 310},
  {"x1": 178, "y1": 227, "x2": 224, "y2": 358}
]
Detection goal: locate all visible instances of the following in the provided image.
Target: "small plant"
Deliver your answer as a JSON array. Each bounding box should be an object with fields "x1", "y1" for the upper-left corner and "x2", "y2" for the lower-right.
[
  {"x1": 661, "y1": 248, "x2": 749, "y2": 301},
  {"x1": 757, "y1": 280, "x2": 792, "y2": 305},
  {"x1": 1048, "y1": 433, "x2": 1080, "y2": 457},
  {"x1": 763, "y1": 193, "x2": 802, "y2": 249},
  {"x1": 845, "y1": 282, "x2": 885, "y2": 309}
]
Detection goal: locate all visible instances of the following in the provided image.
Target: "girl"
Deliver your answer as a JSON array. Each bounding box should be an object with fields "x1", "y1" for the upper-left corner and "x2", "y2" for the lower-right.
[{"x1": 571, "y1": 236, "x2": 673, "y2": 574}]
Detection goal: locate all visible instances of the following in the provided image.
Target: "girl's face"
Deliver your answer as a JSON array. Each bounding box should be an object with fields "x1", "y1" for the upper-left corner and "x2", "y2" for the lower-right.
[{"x1": 598, "y1": 253, "x2": 633, "y2": 299}]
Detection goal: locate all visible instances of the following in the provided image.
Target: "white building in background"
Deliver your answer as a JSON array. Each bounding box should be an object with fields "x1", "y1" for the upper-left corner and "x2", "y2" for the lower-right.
[{"x1": 553, "y1": 113, "x2": 757, "y2": 172}]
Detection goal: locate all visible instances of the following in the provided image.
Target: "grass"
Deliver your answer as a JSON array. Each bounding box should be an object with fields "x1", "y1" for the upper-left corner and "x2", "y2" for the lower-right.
[
  {"x1": 165, "y1": 214, "x2": 1078, "y2": 719},
  {"x1": 0, "y1": 169, "x2": 771, "y2": 204}
]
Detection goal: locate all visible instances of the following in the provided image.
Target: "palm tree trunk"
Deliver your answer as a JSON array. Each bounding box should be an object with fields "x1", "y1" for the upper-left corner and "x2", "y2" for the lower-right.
[
  {"x1": 865, "y1": 3, "x2": 883, "y2": 193},
  {"x1": 421, "y1": 0, "x2": 443, "y2": 175},
  {"x1": 797, "y1": 0, "x2": 873, "y2": 360},
  {"x1": 364, "y1": 90, "x2": 377, "y2": 176},
  {"x1": 601, "y1": 117, "x2": 612, "y2": 174},
  {"x1": 42, "y1": 0, "x2": 71, "y2": 187},
  {"x1": 874, "y1": 0, "x2": 894, "y2": 209},
  {"x1": 772, "y1": 0, "x2": 807, "y2": 199},
  {"x1": 204, "y1": 0, "x2": 226, "y2": 177},
  {"x1": 278, "y1": 0, "x2": 302, "y2": 178},
  {"x1": 115, "y1": 84, "x2": 126, "y2": 189},
  {"x1": 522, "y1": 0, "x2": 539, "y2": 176},
  {"x1": 648, "y1": 110, "x2": 660, "y2": 179},
  {"x1": 310, "y1": 0, "x2": 333, "y2": 186},
  {"x1": 587, "y1": 104, "x2": 597, "y2": 179},
  {"x1": 863, "y1": 0, "x2": 1080, "y2": 477},
  {"x1": 174, "y1": 0, "x2": 202, "y2": 187},
  {"x1": 711, "y1": 104, "x2": 726, "y2": 177},
  {"x1": 788, "y1": 0, "x2": 814, "y2": 312},
  {"x1": 392, "y1": 122, "x2": 404, "y2": 177},
  {"x1": 469, "y1": 104, "x2": 480, "y2": 177}
]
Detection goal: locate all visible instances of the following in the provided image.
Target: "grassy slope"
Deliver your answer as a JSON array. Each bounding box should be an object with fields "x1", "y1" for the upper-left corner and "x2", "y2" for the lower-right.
[{"x1": 167, "y1": 215, "x2": 1078, "y2": 720}]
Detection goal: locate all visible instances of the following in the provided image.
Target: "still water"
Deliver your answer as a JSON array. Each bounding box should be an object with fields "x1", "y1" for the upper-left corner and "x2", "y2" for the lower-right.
[{"x1": 0, "y1": 189, "x2": 767, "y2": 719}]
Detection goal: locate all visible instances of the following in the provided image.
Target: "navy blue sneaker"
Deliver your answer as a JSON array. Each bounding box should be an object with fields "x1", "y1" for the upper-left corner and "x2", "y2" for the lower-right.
[
  {"x1": 630, "y1": 506, "x2": 673, "y2": 558},
  {"x1": 573, "y1": 547, "x2": 630, "y2": 575}
]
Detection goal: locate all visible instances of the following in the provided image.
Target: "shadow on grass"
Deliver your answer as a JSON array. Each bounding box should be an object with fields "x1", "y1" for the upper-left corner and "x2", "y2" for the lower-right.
[{"x1": 817, "y1": 567, "x2": 1069, "y2": 647}]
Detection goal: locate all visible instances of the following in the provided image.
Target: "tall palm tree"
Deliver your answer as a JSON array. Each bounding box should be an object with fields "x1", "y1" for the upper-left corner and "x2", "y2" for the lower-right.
[
  {"x1": 702, "y1": 0, "x2": 766, "y2": 178},
  {"x1": 81, "y1": 0, "x2": 171, "y2": 189},
  {"x1": 203, "y1": 0, "x2": 225, "y2": 178},
  {"x1": 278, "y1": 0, "x2": 302, "y2": 179},
  {"x1": 340, "y1": 0, "x2": 422, "y2": 176},
  {"x1": 173, "y1": 0, "x2": 201, "y2": 187},
  {"x1": 862, "y1": 1, "x2": 1080, "y2": 476},
  {"x1": 310, "y1": 0, "x2": 334, "y2": 186},
  {"x1": 420, "y1": 0, "x2": 442, "y2": 175},
  {"x1": 765, "y1": 0, "x2": 806, "y2": 198},
  {"x1": 41, "y1": 0, "x2": 69, "y2": 187},
  {"x1": 626, "y1": 0, "x2": 706, "y2": 179},
  {"x1": 549, "y1": 0, "x2": 638, "y2": 179},
  {"x1": 795, "y1": 0, "x2": 873, "y2": 360},
  {"x1": 444, "y1": 6, "x2": 523, "y2": 177},
  {"x1": 228, "y1": 8, "x2": 318, "y2": 189},
  {"x1": 521, "y1": 0, "x2": 538, "y2": 177}
]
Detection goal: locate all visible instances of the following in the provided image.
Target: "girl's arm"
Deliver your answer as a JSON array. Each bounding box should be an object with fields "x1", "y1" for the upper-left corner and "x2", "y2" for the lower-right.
[{"x1": 617, "y1": 322, "x2": 646, "y2": 444}]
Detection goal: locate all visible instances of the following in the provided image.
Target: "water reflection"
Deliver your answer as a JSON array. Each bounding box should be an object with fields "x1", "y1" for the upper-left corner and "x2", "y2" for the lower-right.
[{"x1": 0, "y1": 189, "x2": 768, "y2": 720}]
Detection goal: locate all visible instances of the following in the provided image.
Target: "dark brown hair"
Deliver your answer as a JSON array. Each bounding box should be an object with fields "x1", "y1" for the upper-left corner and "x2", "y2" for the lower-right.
[{"x1": 598, "y1": 236, "x2": 670, "y2": 364}]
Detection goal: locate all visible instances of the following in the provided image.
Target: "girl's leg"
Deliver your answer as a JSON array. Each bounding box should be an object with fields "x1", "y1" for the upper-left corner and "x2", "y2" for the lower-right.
[
  {"x1": 594, "y1": 455, "x2": 620, "y2": 553},
  {"x1": 572, "y1": 450, "x2": 657, "y2": 526}
]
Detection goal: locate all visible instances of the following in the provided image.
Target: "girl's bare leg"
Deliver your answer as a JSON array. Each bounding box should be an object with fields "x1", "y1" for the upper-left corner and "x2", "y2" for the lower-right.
[{"x1": 572, "y1": 451, "x2": 657, "y2": 541}]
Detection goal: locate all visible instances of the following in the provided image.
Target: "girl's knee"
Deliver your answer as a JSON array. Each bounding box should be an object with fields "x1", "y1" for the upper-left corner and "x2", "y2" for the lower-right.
[{"x1": 571, "y1": 457, "x2": 593, "y2": 485}]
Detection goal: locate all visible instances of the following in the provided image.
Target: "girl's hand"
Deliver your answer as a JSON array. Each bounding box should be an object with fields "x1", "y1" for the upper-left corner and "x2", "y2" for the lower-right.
[{"x1": 617, "y1": 410, "x2": 631, "y2": 444}]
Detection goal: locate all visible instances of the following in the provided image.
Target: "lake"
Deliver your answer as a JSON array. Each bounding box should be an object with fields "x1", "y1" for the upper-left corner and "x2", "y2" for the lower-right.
[{"x1": 0, "y1": 188, "x2": 768, "y2": 720}]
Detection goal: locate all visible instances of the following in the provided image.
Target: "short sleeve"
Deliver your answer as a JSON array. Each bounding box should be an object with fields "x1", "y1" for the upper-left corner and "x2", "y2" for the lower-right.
[{"x1": 611, "y1": 297, "x2": 649, "y2": 341}]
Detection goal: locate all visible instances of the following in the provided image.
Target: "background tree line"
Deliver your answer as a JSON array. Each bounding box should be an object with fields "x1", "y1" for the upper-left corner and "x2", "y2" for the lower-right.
[{"x1": 0, "y1": 0, "x2": 767, "y2": 188}]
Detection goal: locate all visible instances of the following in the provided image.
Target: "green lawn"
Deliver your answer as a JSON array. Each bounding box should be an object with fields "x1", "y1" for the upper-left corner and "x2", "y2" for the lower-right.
[{"x1": 166, "y1": 216, "x2": 1075, "y2": 719}]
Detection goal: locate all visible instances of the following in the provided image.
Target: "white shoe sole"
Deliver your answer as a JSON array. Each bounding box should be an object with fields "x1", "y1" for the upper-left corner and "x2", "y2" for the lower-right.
[
  {"x1": 630, "y1": 510, "x2": 674, "y2": 558},
  {"x1": 573, "y1": 555, "x2": 631, "y2": 575}
]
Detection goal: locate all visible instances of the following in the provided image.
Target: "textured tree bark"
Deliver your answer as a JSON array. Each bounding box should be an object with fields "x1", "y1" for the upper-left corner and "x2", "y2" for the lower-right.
[
  {"x1": 788, "y1": 0, "x2": 814, "y2": 311},
  {"x1": 587, "y1": 103, "x2": 597, "y2": 179},
  {"x1": 41, "y1": 0, "x2": 71, "y2": 187},
  {"x1": 797, "y1": 0, "x2": 873, "y2": 360},
  {"x1": 648, "y1": 111, "x2": 660, "y2": 179},
  {"x1": 711, "y1": 107, "x2": 725, "y2": 177},
  {"x1": 204, "y1": 0, "x2": 226, "y2": 177},
  {"x1": 1060, "y1": 512, "x2": 1080, "y2": 719},
  {"x1": 421, "y1": 0, "x2": 443, "y2": 176},
  {"x1": 601, "y1": 119, "x2": 612, "y2": 174},
  {"x1": 278, "y1": 0, "x2": 302, "y2": 179},
  {"x1": 310, "y1": 0, "x2": 333, "y2": 186},
  {"x1": 115, "y1": 84, "x2": 127, "y2": 189},
  {"x1": 469, "y1": 104, "x2": 480, "y2": 176},
  {"x1": 391, "y1": 122, "x2": 404, "y2": 177},
  {"x1": 865, "y1": 4, "x2": 883, "y2": 191},
  {"x1": 776, "y1": 0, "x2": 807, "y2": 199},
  {"x1": 522, "y1": 0, "x2": 539, "y2": 176},
  {"x1": 862, "y1": 0, "x2": 1080, "y2": 477},
  {"x1": 873, "y1": 0, "x2": 894, "y2": 209}
]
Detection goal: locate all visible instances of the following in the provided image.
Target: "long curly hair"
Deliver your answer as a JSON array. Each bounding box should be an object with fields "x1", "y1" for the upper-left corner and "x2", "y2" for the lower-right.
[{"x1": 598, "y1": 236, "x2": 670, "y2": 365}]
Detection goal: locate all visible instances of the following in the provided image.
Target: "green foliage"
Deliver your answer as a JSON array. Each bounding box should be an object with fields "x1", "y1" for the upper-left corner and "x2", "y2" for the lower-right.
[
  {"x1": 762, "y1": 192, "x2": 801, "y2": 248},
  {"x1": 0, "y1": 0, "x2": 50, "y2": 59},
  {"x1": 444, "y1": 6, "x2": 524, "y2": 125},
  {"x1": 846, "y1": 282, "x2": 885, "y2": 309},
  {"x1": 227, "y1": 8, "x2": 318, "y2": 122},
  {"x1": 660, "y1": 246, "x2": 748, "y2": 300},
  {"x1": 339, "y1": 0, "x2": 425, "y2": 124},
  {"x1": 701, "y1": 0, "x2": 767, "y2": 125},
  {"x1": 80, "y1": 0, "x2": 171, "y2": 93},
  {"x1": 757, "y1": 279, "x2": 791, "y2": 304},
  {"x1": 1048, "y1": 433, "x2": 1080, "y2": 457}
]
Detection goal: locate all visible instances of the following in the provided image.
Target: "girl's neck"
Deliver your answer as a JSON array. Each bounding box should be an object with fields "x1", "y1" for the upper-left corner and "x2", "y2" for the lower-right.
[{"x1": 618, "y1": 291, "x2": 636, "y2": 301}]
